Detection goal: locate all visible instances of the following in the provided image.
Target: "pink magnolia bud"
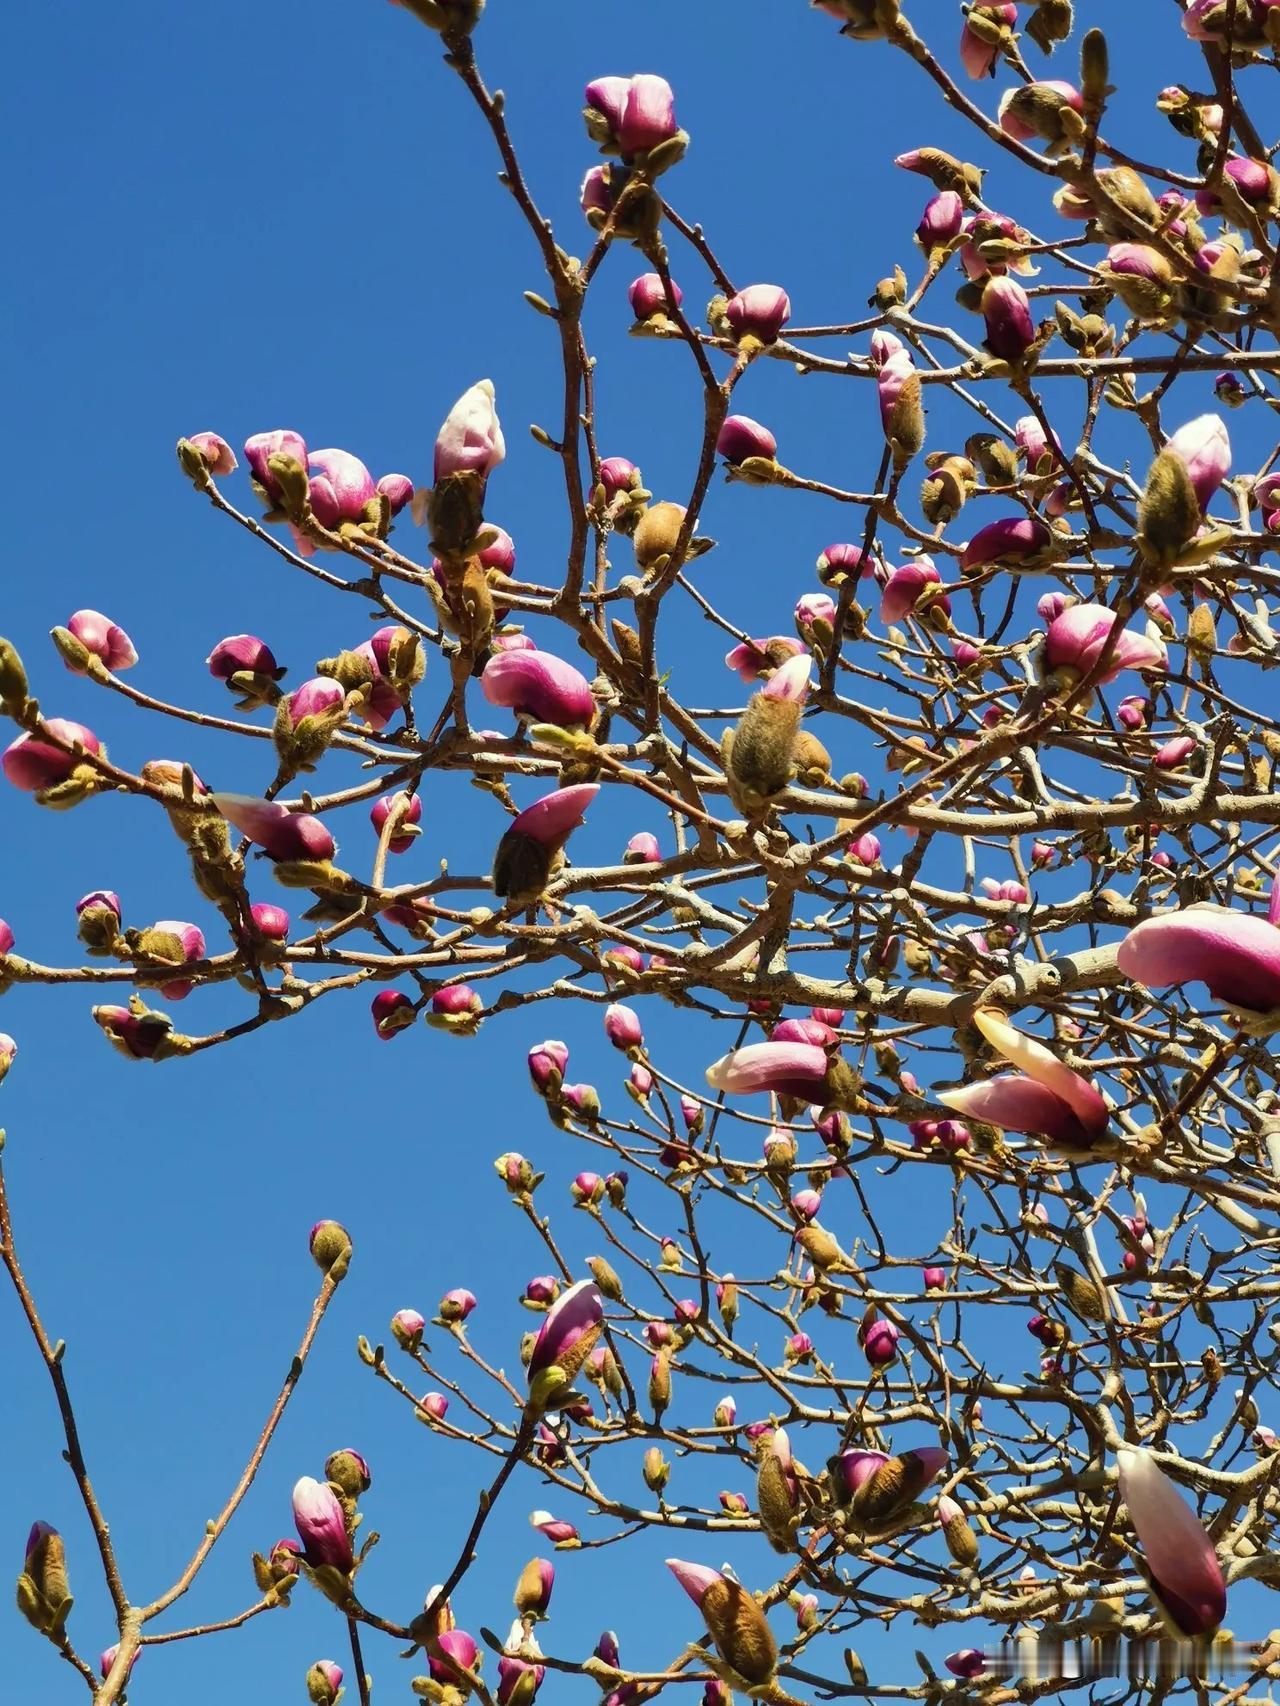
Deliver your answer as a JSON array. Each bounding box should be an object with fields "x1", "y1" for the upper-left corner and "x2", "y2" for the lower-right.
[
  {"x1": 862, "y1": 1319, "x2": 900, "y2": 1366},
  {"x1": 435, "y1": 380, "x2": 505, "y2": 483},
  {"x1": 99, "y1": 1646, "x2": 141, "y2": 1683},
  {"x1": 142, "y1": 919, "x2": 205, "y2": 1001},
  {"x1": 791, "y1": 1188, "x2": 823, "y2": 1222},
  {"x1": 1044, "y1": 603, "x2": 1167, "y2": 684},
  {"x1": 880, "y1": 560, "x2": 948, "y2": 625},
  {"x1": 92, "y1": 1005, "x2": 170, "y2": 1059},
  {"x1": 1031, "y1": 841, "x2": 1055, "y2": 869},
  {"x1": 212, "y1": 794, "x2": 335, "y2": 863},
  {"x1": 306, "y1": 449, "x2": 377, "y2": 529},
  {"x1": 723, "y1": 636, "x2": 806, "y2": 682},
  {"x1": 509, "y1": 783, "x2": 600, "y2": 849},
  {"x1": 645, "y1": 1321, "x2": 674, "y2": 1349},
  {"x1": 1117, "y1": 695, "x2": 1151, "y2": 730},
  {"x1": 372, "y1": 989, "x2": 415, "y2": 1039},
  {"x1": 0, "y1": 919, "x2": 14, "y2": 956},
  {"x1": 428, "y1": 1629, "x2": 481, "y2": 1688},
  {"x1": 725, "y1": 284, "x2": 791, "y2": 344},
  {"x1": 1165, "y1": 414, "x2": 1231, "y2": 511},
  {"x1": 1115, "y1": 1447, "x2": 1226, "y2": 1636},
  {"x1": 998, "y1": 79, "x2": 1084, "y2": 146},
  {"x1": 377, "y1": 472, "x2": 414, "y2": 514},
  {"x1": 370, "y1": 791, "x2": 422, "y2": 854},
  {"x1": 772, "y1": 1016, "x2": 834, "y2": 1047},
  {"x1": 283, "y1": 676, "x2": 345, "y2": 727},
  {"x1": 580, "y1": 165, "x2": 615, "y2": 221},
  {"x1": 598, "y1": 456, "x2": 641, "y2": 496},
  {"x1": 391, "y1": 1308, "x2": 426, "y2": 1351},
  {"x1": 1154, "y1": 736, "x2": 1197, "y2": 769},
  {"x1": 982, "y1": 277, "x2": 1036, "y2": 360},
  {"x1": 923, "y1": 1266, "x2": 947, "y2": 1291},
  {"x1": 244, "y1": 430, "x2": 307, "y2": 499},
  {"x1": 525, "y1": 1275, "x2": 561, "y2": 1309},
  {"x1": 207, "y1": 633, "x2": 284, "y2": 684},
  {"x1": 481, "y1": 649, "x2": 595, "y2": 727},
  {"x1": 915, "y1": 190, "x2": 964, "y2": 249},
  {"x1": 604, "y1": 1002, "x2": 644, "y2": 1051},
  {"x1": 848, "y1": 832, "x2": 881, "y2": 866},
  {"x1": 63, "y1": 610, "x2": 137, "y2": 673},
  {"x1": 945, "y1": 1651, "x2": 986, "y2": 1680},
  {"x1": 1253, "y1": 1426, "x2": 1278, "y2": 1451},
  {"x1": 811, "y1": 1006, "x2": 844, "y2": 1027},
  {"x1": 629, "y1": 1061, "x2": 654, "y2": 1098},
  {"x1": 959, "y1": 2, "x2": 1016, "y2": 77},
  {"x1": 571, "y1": 1171, "x2": 605, "y2": 1206},
  {"x1": 187, "y1": 431, "x2": 237, "y2": 475},
  {"x1": 292, "y1": 1476, "x2": 353, "y2": 1572},
  {"x1": 0, "y1": 1032, "x2": 16, "y2": 1083},
  {"x1": 785, "y1": 1331, "x2": 814, "y2": 1365},
  {"x1": 3, "y1": 720, "x2": 102, "y2": 792},
  {"x1": 528, "y1": 1039, "x2": 569, "y2": 1094},
  {"x1": 531, "y1": 1509, "x2": 580, "y2": 1547},
  {"x1": 623, "y1": 830, "x2": 661, "y2": 864},
  {"x1": 439, "y1": 1288, "x2": 477, "y2": 1323},
  {"x1": 628, "y1": 273, "x2": 681, "y2": 319},
  {"x1": 817, "y1": 541, "x2": 873, "y2": 580},
  {"x1": 937, "y1": 1120, "x2": 971, "y2": 1152},
  {"x1": 795, "y1": 592, "x2": 837, "y2": 636},
  {"x1": 618, "y1": 73, "x2": 677, "y2": 155},
  {"x1": 716, "y1": 414, "x2": 777, "y2": 466}
]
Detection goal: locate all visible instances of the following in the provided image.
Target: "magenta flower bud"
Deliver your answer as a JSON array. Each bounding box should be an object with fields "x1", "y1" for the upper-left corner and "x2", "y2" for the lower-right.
[
  {"x1": 0, "y1": 920, "x2": 14, "y2": 956},
  {"x1": 595, "y1": 1631, "x2": 621, "y2": 1669},
  {"x1": 371, "y1": 989, "x2": 415, "y2": 1039},
  {"x1": 923, "y1": 1266, "x2": 947, "y2": 1291},
  {"x1": 847, "y1": 831, "x2": 881, "y2": 866},
  {"x1": 76, "y1": 889, "x2": 120, "y2": 931},
  {"x1": 510, "y1": 783, "x2": 600, "y2": 848},
  {"x1": 584, "y1": 75, "x2": 630, "y2": 133},
  {"x1": 143, "y1": 918, "x2": 205, "y2": 1001},
  {"x1": 527, "y1": 1279, "x2": 605, "y2": 1404},
  {"x1": 531, "y1": 1509, "x2": 580, "y2": 1546},
  {"x1": 880, "y1": 560, "x2": 948, "y2": 626},
  {"x1": 439, "y1": 1288, "x2": 477, "y2": 1323},
  {"x1": 207, "y1": 633, "x2": 284, "y2": 684},
  {"x1": 306, "y1": 448, "x2": 377, "y2": 530},
  {"x1": 1116, "y1": 1448, "x2": 1226, "y2": 1635},
  {"x1": 525, "y1": 1275, "x2": 561, "y2": 1309},
  {"x1": 1030, "y1": 842, "x2": 1055, "y2": 870},
  {"x1": 1014, "y1": 414, "x2": 1060, "y2": 472},
  {"x1": 1254, "y1": 1426, "x2": 1278, "y2": 1451},
  {"x1": 725, "y1": 284, "x2": 791, "y2": 344},
  {"x1": 211, "y1": 794, "x2": 335, "y2": 863},
  {"x1": 945, "y1": 1650, "x2": 987, "y2": 1680},
  {"x1": 791, "y1": 1188, "x2": 823, "y2": 1221},
  {"x1": 869, "y1": 329, "x2": 905, "y2": 368},
  {"x1": 571, "y1": 1171, "x2": 605, "y2": 1206},
  {"x1": 680, "y1": 1097, "x2": 704, "y2": 1139},
  {"x1": 0, "y1": 1032, "x2": 17, "y2": 1082},
  {"x1": 99, "y1": 1645, "x2": 141, "y2": 1683},
  {"x1": 771, "y1": 1017, "x2": 835, "y2": 1049},
  {"x1": 417, "y1": 1394, "x2": 448, "y2": 1430},
  {"x1": 1028, "y1": 1314, "x2": 1064, "y2": 1347},
  {"x1": 598, "y1": 456, "x2": 641, "y2": 496},
  {"x1": 497, "y1": 1649, "x2": 545, "y2": 1706},
  {"x1": 982, "y1": 276, "x2": 1036, "y2": 361},
  {"x1": 92, "y1": 1005, "x2": 171, "y2": 1059},
  {"x1": 528, "y1": 1039, "x2": 569, "y2": 1094},
  {"x1": 244, "y1": 430, "x2": 307, "y2": 498},
  {"x1": 958, "y1": 514, "x2": 1053, "y2": 580},
  {"x1": 646, "y1": 1321, "x2": 674, "y2": 1350},
  {"x1": 979, "y1": 877, "x2": 1028, "y2": 904},
  {"x1": 491, "y1": 634, "x2": 536, "y2": 656},
  {"x1": 1118, "y1": 906, "x2": 1280, "y2": 1013},
  {"x1": 617, "y1": 73, "x2": 677, "y2": 156},
  {"x1": 292, "y1": 1476, "x2": 353, "y2": 1572},
  {"x1": 429, "y1": 1630, "x2": 479, "y2": 1686},
  {"x1": 784, "y1": 1331, "x2": 814, "y2": 1365},
  {"x1": 628, "y1": 273, "x2": 680, "y2": 319},
  {"x1": 811, "y1": 1007, "x2": 845, "y2": 1028},
  {"x1": 187, "y1": 431, "x2": 237, "y2": 475},
  {"x1": 939, "y1": 1010, "x2": 1107, "y2": 1148},
  {"x1": 998, "y1": 79, "x2": 1084, "y2": 144},
  {"x1": 716, "y1": 414, "x2": 777, "y2": 466},
  {"x1": 628, "y1": 1061, "x2": 654, "y2": 1098},
  {"x1": 706, "y1": 1040, "x2": 836, "y2": 1101},
  {"x1": 1117, "y1": 695, "x2": 1151, "y2": 730},
  {"x1": 374, "y1": 472, "x2": 413, "y2": 515},
  {"x1": 430, "y1": 985, "x2": 482, "y2": 1030},
  {"x1": 580, "y1": 165, "x2": 614, "y2": 220},
  {"x1": 862, "y1": 1319, "x2": 900, "y2": 1365},
  {"x1": 622, "y1": 830, "x2": 661, "y2": 865},
  {"x1": 481, "y1": 649, "x2": 596, "y2": 728},
  {"x1": 63, "y1": 610, "x2": 137, "y2": 674},
  {"x1": 793, "y1": 596, "x2": 836, "y2": 643},
  {"x1": 1215, "y1": 370, "x2": 1249, "y2": 408},
  {"x1": 833, "y1": 1450, "x2": 890, "y2": 1497},
  {"x1": 817, "y1": 541, "x2": 873, "y2": 581},
  {"x1": 937, "y1": 1119, "x2": 971, "y2": 1152},
  {"x1": 283, "y1": 676, "x2": 346, "y2": 728},
  {"x1": 1154, "y1": 735, "x2": 1197, "y2": 769},
  {"x1": 1044, "y1": 603, "x2": 1167, "y2": 685},
  {"x1": 723, "y1": 636, "x2": 806, "y2": 683},
  {"x1": 391, "y1": 1308, "x2": 426, "y2": 1351},
  {"x1": 959, "y1": 1, "x2": 1016, "y2": 76},
  {"x1": 369, "y1": 791, "x2": 422, "y2": 855},
  {"x1": 435, "y1": 380, "x2": 505, "y2": 483},
  {"x1": 3, "y1": 719, "x2": 101, "y2": 792},
  {"x1": 877, "y1": 347, "x2": 917, "y2": 429},
  {"x1": 1165, "y1": 414, "x2": 1231, "y2": 511},
  {"x1": 915, "y1": 189, "x2": 964, "y2": 249},
  {"x1": 604, "y1": 1002, "x2": 644, "y2": 1052}
]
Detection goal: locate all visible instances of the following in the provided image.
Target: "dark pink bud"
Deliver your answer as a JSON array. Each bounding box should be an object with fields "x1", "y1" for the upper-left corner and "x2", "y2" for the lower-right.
[
  {"x1": 725, "y1": 284, "x2": 791, "y2": 344},
  {"x1": 880, "y1": 560, "x2": 948, "y2": 625},
  {"x1": 961, "y1": 514, "x2": 1052, "y2": 573},
  {"x1": 528, "y1": 1039, "x2": 569, "y2": 1093},
  {"x1": 525, "y1": 1275, "x2": 561, "y2": 1308},
  {"x1": 372, "y1": 989, "x2": 415, "y2": 1039},
  {"x1": 915, "y1": 190, "x2": 964, "y2": 248},
  {"x1": 439, "y1": 1288, "x2": 477, "y2": 1322},
  {"x1": 377, "y1": 473, "x2": 414, "y2": 514},
  {"x1": 716, "y1": 415, "x2": 777, "y2": 465},
  {"x1": 1044, "y1": 603, "x2": 1166, "y2": 683},
  {"x1": 284, "y1": 676, "x2": 345, "y2": 726},
  {"x1": 772, "y1": 1016, "x2": 835, "y2": 1047},
  {"x1": 76, "y1": 891, "x2": 120, "y2": 925},
  {"x1": 207, "y1": 634, "x2": 284, "y2": 682},
  {"x1": 604, "y1": 1002, "x2": 644, "y2": 1050},
  {"x1": 959, "y1": 2, "x2": 1016, "y2": 77},
  {"x1": 945, "y1": 1651, "x2": 987, "y2": 1680},
  {"x1": 623, "y1": 830, "x2": 661, "y2": 864},
  {"x1": 291, "y1": 1476, "x2": 353, "y2": 1571},
  {"x1": 186, "y1": 432, "x2": 237, "y2": 475},
  {"x1": 429, "y1": 1629, "x2": 479, "y2": 1684},
  {"x1": 817, "y1": 541, "x2": 873, "y2": 580},
  {"x1": 481, "y1": 650, "x2": 595, "y2": 728},
  {"x1": 244, "y1": 430, "x2": 307, "y2": 498},
  {"x1": 598, "y1": 455, "x2": 641, "y2": 495},
  {"x1": 92, "y1": 1005, "x2": 169, "y2": 1059},
  {"x1": 64, "y1": 610, "x2": 137, "y2": 673},
  {"x1": 628, "y1": 274, "x2": 680, "y2": 321},
  {"x1": 212, "y1": 794, "x2": 336, "y2": 863},
  {"x1": 617, "y1": 74, "x2": 677, "y2": 156},
  {"x1": 862, "y1": 1320, "x2": 900, "y2": 1365},
  {"x1": 791, "y1": 1189, "x2": 822, "y2": 1221},
  {"x1": 306, "y1": 449, "x2": 377, "y2": 528},
  {"x1": 723, "y1": 636, "x2": 806, "y2": 683},
  {"x1": 509, "y1": 782, "x2": 600, "y2": 848},
  {"x1": 3, "y1": 720, "x2": 101, "y2": 792},
  {"x1": 923, "y1": 1266, "x2": 947, "y2": 1291},
  {"x1": 370, "y1": 791, "x2": 422, "y2": 854},
  {"x1": 982, "y1": 277, "x2": 1035, "y2": 360}
]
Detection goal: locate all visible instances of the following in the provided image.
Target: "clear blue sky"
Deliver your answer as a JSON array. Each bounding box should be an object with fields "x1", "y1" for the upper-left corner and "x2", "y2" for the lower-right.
[{"x1": 2, "y1": 2, "x2": 1272, "y2": 1700}]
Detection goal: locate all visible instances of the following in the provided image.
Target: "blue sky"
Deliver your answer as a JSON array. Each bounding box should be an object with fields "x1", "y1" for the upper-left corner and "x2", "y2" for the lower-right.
[{"x1": 3, "y1": 2, "x2": 1275, "y2": 1700}]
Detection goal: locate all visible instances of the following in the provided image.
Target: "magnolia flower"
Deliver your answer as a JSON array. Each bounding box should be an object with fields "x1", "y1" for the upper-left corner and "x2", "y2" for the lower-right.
[
  {"x1": 629, "y1": 273, "x2": 681, "y2": 319},
  {"x1": 526, "y1": 1279, "x2": 605, "y2": 1410},
  {"x1": 724, "y1": 284, "x2": 791, "y2": 344},
  {"x1": 1118, "y1": 905, "x2": 1280, "y2": 1015},
  {"x1": 306, "y1": 448, "x2": 377, "y2": 530},
  {"x1": 480, "y1": 650, "x2": 595, "y2": 727},
  {"x1": 244, "y1": 430, "x2": 307, "y2": 499},
  {"x1": 3, "y1": 720, "x2": 102, "y2": 792},
  {"x1": 291, "y1": 1476, "x2": 353, "y2": 1572},
  {"x1": 916, "y1": 189, "x2": 965, "y2": 249},
  {"x1": 938, "y1": 1008, "x2": 1108, "y2": 1147},
  {"x1": 186, "y1": 431, "x2": 237, "y2": 475},
  {"x1": 959, "y1": 515, "x2": 1051, "y2": 573},
  {"x1": 706, "y1": 1041, "x2": 836, "y2": 1101},
  {"x1": 981, "y1": 277, "x2": 1035, "y2": 360},
  {"x1": 1116, "y1": 1448, "x2": 1227, "y2": 1636},
  {"x1": 716, "y1": 414, "x2": 778, "y2": 466},
  {"x1": 435, "y1": 380, "x2": 505, "y2": 483},
  {"x1": 429, "y1": 1631, "x2": 480, "y2": 1686},
  {"x1": 959, "y1": 2, "x2": 1016, "y2": 77},
  {"x1": 370, "y1": 790, "x2": 422, "y2": 854},
  {"x1": 62, "y1": 610, "x2": 137, "y2": 673},
  {"x1": 584, "y1": 74, "x2": 678, "y2": 157},
  {"x1": 666, "y1": 1561, "x2": 777, "y2": 1686},
  {"x1": 212, "y1": 793, "x2": 336, "y2": 863},
  {"x1": 1044, "y1": 603, "x2": 1167, "y2": 684},
  {"x1": 724, "y1": 636, "x2": 806, "y2": 682},
  {"x1": 1165, "y1": 414, "x2": 1231, "y2": 511},
  {"x1": 880, "y1": 560, "x2": 948, "y2": 625}
]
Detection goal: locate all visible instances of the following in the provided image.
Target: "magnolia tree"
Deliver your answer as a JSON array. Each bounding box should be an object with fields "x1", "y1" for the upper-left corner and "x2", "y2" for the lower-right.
[{"x1": 8, "y1": 0, "x2": 1280, "y2": 1701}]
